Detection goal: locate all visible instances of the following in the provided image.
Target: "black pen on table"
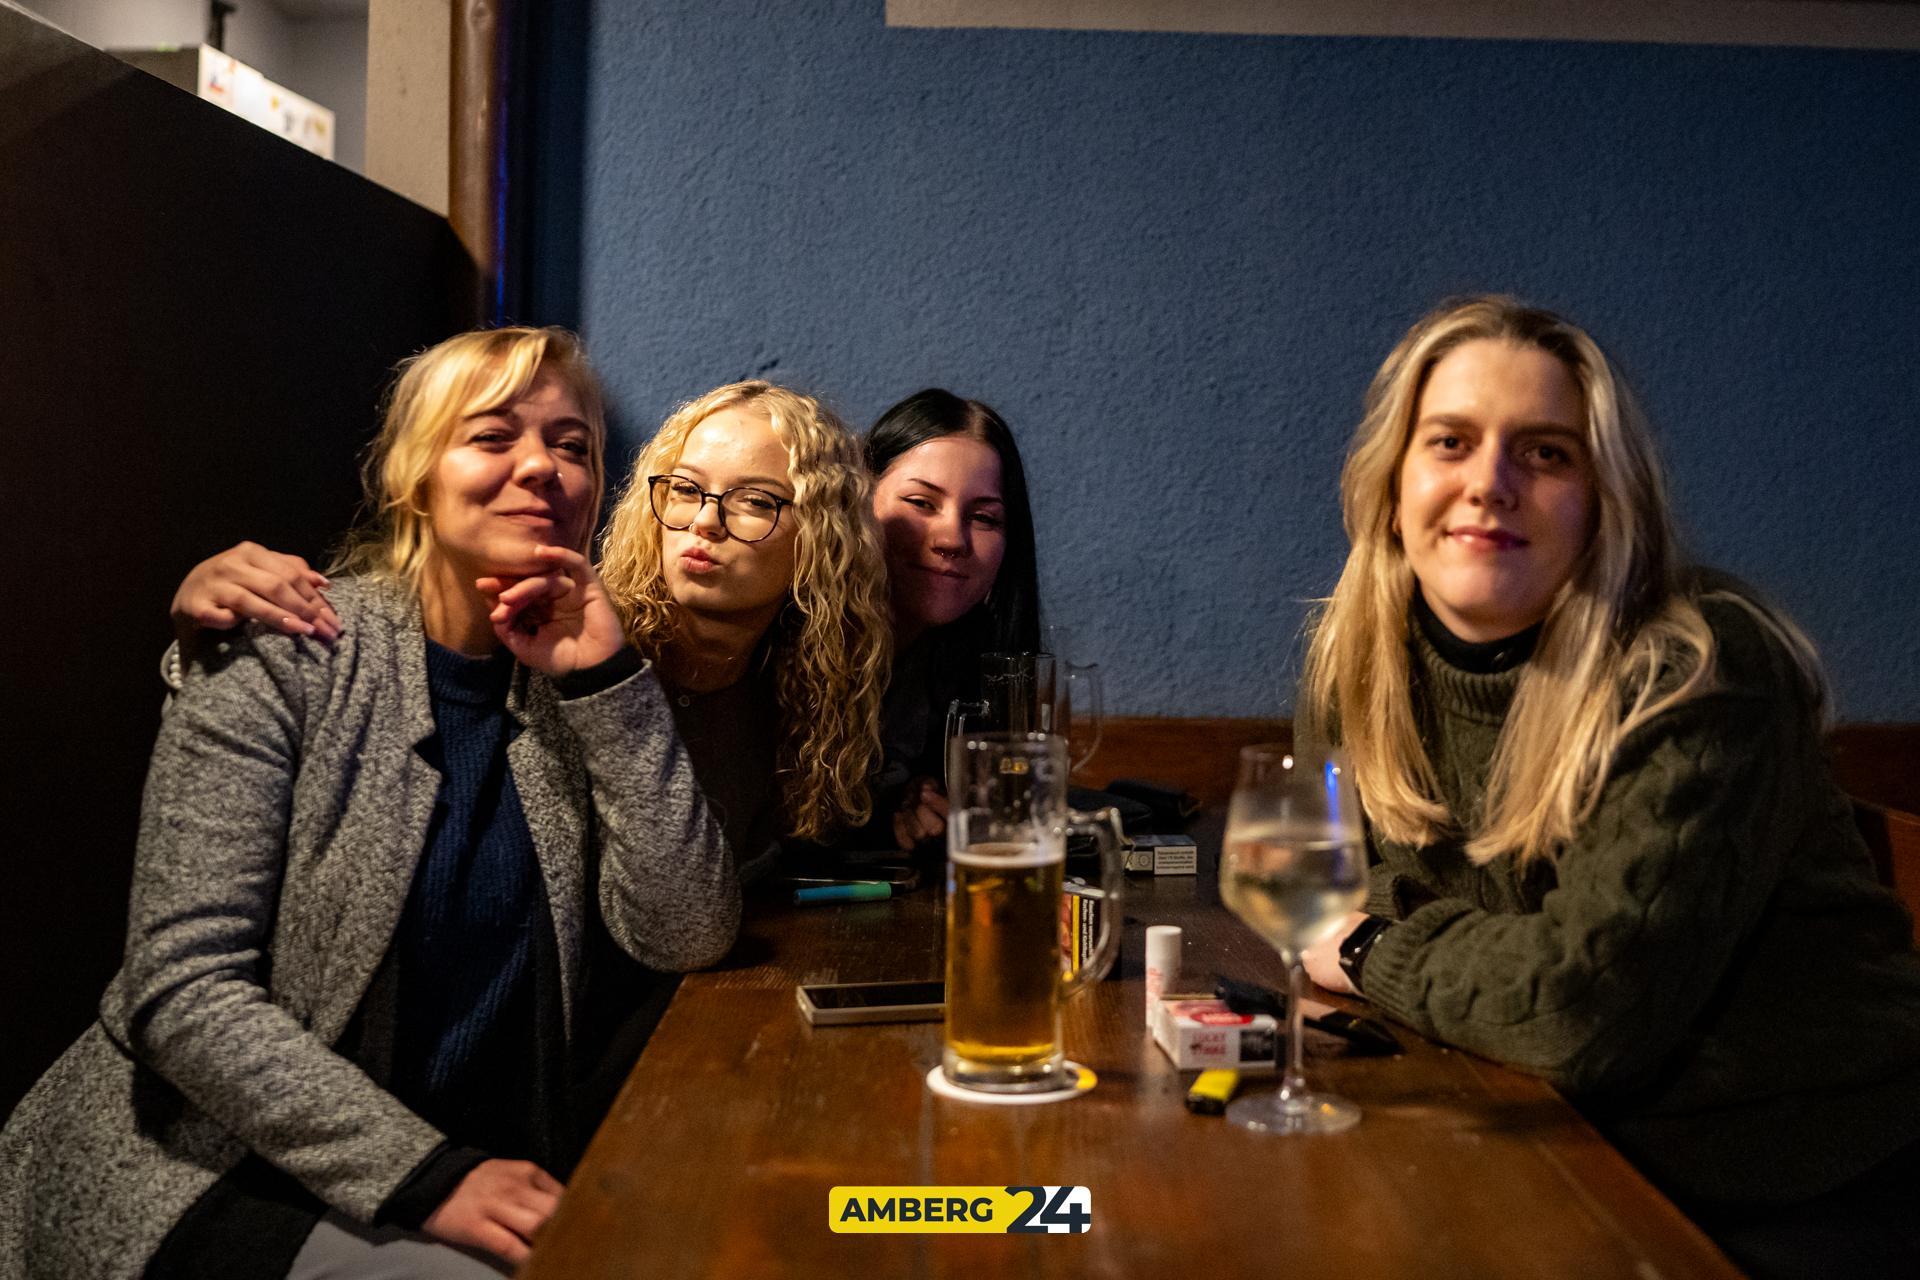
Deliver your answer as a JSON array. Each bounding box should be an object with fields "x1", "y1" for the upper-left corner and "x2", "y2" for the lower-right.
[{"x1": 1215, "y1": 976, "x2": 1403, "y2": 1056}]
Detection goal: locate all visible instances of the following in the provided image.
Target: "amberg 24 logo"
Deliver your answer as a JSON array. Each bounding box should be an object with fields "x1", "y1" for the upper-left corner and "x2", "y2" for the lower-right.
[{"x1": 829, "y1": 1186, "x2": 1092, "y2": 1234}]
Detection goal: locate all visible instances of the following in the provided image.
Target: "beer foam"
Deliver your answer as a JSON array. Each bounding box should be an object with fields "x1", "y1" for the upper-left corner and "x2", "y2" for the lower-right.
[{"x1": 950, "y1": 842, "x2": 1062, "y2": 870}]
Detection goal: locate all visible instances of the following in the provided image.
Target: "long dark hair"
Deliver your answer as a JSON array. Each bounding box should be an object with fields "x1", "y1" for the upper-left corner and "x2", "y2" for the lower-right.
[{"x1": 865, "y1": 389, "x2": 1041, "y2": 667}]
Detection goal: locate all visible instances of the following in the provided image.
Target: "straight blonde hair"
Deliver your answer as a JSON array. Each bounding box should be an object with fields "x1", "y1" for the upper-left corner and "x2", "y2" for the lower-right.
[
  {"x1": 332, "y1": 326, "x2": 607, "y2": 587},
  {"x1": 598, "y1": 382, "x2": 892, "y2": 841},
  {"x1": 1301, "y1": 296, "x2": 1823, "y2": 865}
]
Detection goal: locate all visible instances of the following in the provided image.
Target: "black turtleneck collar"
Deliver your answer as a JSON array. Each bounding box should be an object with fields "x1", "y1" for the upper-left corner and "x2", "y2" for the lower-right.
[{"x1": 1412, "y1": 588, "x2": 1541, "y2": 675}]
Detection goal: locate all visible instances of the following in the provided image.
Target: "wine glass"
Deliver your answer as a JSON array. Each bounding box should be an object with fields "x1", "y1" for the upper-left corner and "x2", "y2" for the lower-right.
[{"x1": 1218, "y1": 743, "x2": 1368, "y2": 1135}]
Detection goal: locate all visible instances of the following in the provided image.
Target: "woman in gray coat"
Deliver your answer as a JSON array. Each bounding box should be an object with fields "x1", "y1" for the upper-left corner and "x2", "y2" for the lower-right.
[{"x1": 0, "y1": 327, "x2": 740, "y2": 1278}]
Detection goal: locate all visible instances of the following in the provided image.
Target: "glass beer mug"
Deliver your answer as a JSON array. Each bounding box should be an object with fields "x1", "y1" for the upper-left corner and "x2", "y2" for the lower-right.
[
  {"x1": 944, "y1": 653, "x2": 1056, "y2": 794},
  {"x1": 1041, "y1": 626, "x2": 1103, "y2": 773},
  {"x1": 946, "y1": 648, "x2": 1103, "y2": 776},
  {"x1": 946, "y1": 652, "x2": 1056, "y2": 739},
  {"x1": 943, "y1": 732, "x2": 1124, "y2": 1093}
]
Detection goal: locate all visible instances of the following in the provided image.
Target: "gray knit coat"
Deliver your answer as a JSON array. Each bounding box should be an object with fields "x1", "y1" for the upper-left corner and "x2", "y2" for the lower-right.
[{"x1": 0, "y1": 579, "x2": 741, "y2": 1279}]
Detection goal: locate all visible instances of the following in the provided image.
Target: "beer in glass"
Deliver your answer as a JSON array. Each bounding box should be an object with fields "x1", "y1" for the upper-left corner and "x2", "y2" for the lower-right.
[{"x1": 942, "y1": 732, "x2": 1123, "y2": 1093}]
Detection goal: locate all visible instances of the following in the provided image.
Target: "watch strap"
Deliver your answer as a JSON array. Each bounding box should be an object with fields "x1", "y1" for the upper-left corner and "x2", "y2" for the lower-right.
[{"x1": 1338, "y1": 914, "x2": 1392, "y2": 992}]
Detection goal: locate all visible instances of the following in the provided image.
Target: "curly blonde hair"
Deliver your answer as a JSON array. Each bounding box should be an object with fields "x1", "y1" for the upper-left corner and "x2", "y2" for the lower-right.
[
  {"x1": 331, "y1": 326, "x2": 607, "y2": 587},
  {"x1": 1301, "y1": 296, "x2": 1823, "y2": 866},
  {"x1": 599, "y1": 382, "x2": 892, "y2": 841}
]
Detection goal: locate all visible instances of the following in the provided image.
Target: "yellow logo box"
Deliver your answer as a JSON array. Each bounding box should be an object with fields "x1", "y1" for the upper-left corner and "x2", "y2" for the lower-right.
[{"x1": 829, "y1": 1186, "x2": 1092, "y2": 1234}]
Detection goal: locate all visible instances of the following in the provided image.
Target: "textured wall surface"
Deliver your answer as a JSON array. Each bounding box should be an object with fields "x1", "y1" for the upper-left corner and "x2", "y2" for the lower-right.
[
  {"x1": 555, "y1": 0, "x2": 1919, "y2": 719},
  {"x1": 285, "y1": 15, "x2": 367, "y2": 172}
]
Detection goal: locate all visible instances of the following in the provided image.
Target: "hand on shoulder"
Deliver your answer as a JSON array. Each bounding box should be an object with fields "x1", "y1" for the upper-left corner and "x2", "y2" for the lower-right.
[{"x1": 170, "y1": 541, "x2": 341, "y2": 644}]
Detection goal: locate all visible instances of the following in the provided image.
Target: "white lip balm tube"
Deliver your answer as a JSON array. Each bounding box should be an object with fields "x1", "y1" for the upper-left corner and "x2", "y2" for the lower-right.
[{"x1": 1145, "y1": 924, "x2": 1183, "y2": 1017}]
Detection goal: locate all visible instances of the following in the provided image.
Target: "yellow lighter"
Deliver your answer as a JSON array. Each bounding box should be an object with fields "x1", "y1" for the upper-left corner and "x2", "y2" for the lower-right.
[{"x1": 1184, "y1": 1069, "x2": 1240, "y2": 1116}]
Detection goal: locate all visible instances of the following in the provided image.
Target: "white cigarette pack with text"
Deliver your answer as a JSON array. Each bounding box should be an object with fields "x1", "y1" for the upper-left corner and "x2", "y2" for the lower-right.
[
  {"x1": 1125, "y1": 835, "x2": 1197, "y2": 876},
  {"x1": 1151, "y1": 997, "x2": 1278, "y2": 1070}
]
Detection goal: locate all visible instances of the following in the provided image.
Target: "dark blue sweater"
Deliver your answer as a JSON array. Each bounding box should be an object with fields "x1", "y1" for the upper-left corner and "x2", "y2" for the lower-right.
[{"x1": 389, "y1": 640, "x2": 562, "y2": 1164}]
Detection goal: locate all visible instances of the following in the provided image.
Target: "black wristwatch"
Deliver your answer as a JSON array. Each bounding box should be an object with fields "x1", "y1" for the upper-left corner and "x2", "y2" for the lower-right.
[{"x1": 1337, "y1": 914, "x2": 1392, "y2": 992}]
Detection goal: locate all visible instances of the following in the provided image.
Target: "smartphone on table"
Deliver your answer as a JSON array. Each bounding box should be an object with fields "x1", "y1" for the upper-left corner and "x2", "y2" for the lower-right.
[{"x1": 795, "y1": 980, "x2": 945, "y2": 1026}]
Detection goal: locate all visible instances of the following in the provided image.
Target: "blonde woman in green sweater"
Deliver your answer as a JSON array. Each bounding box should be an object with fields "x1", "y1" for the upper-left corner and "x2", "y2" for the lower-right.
[{"x1": 1296, "y1": 296, "x2": 1920, "y2": 1278}]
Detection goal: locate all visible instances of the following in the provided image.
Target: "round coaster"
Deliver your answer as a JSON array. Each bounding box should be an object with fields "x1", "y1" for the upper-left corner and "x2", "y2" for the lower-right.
[{"x1": 925, "y1": 1063, "x2": 1095, "y2": 1105}]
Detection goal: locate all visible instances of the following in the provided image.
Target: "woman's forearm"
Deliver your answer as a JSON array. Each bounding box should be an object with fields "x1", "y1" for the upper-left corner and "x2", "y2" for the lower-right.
[
  {"x1": 559, "y1": 657, "x2": 742, "y2": 970},
  {"x1": 104, "y1": 628, "x2": 445, "y2": 1221}
]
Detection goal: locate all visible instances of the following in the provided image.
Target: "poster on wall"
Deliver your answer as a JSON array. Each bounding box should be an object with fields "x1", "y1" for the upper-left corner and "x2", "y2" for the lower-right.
[
  {"x1": 111, "y1": 44, "x2": 336, "y2": 161},
  {"x1": 885, "y1": 0, "x2": 1920, "y2": 50},
  {"x1": 196, "y1": 46, "x2": 334, "y2": 160}
]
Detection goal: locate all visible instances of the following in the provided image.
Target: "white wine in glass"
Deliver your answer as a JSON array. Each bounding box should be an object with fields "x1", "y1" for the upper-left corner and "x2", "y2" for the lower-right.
[{"x1": 1219, "y1": 745, "x2": 1368, "y2": 1135}]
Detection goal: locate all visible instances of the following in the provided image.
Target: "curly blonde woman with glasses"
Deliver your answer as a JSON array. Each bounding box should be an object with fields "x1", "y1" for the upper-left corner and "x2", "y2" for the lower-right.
[
  {"x1": 597, "y1": 380, "x2": 891, "y2": 859},
  {"x1": 1294, "y1": 296, "x2": 1920, "y2": 1278}
]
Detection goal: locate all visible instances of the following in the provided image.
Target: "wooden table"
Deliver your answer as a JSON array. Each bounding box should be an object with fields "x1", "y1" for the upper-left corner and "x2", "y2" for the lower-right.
[{"x1": 526, "y1": 825, "x2": 1740, "y2": 1279}]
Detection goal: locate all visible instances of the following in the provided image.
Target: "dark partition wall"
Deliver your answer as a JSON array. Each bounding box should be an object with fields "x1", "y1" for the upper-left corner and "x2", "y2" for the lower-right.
[{"x1": 0, "y1": 7, "x2": 475, "y2": 1112}]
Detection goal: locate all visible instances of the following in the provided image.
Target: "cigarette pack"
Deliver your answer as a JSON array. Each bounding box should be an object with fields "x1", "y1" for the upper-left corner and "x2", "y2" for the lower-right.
[
  {"x1": 1125, "y1": 834, "x2": 1197, "y2": 876},
  {"x1": 1151, "y1": 997, "x2": 1278, "y2": 1070},
  {"x1": 1062, "y1": 878, "x2": 1120, "y2": 980}
]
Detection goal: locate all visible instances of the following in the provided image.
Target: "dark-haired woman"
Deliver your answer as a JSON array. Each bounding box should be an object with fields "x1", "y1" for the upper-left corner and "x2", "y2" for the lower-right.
[{"x1": 859, "y1": 388, "x2": 1042, "y2": 851}]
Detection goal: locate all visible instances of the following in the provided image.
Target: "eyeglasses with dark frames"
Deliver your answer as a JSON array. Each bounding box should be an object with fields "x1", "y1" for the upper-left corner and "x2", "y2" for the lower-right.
[{"x1": 646, "y1": 474, "x2": 793, "y2": 543}]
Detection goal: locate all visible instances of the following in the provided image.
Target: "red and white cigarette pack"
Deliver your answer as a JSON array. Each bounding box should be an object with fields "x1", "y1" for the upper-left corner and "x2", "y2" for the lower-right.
[{"x1": 1151, "y1": 997, "x2": 1278, "y2": 1070}]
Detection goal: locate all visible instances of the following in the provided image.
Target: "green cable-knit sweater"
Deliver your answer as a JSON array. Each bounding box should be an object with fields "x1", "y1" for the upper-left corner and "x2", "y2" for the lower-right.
[{"x1": 1358, "y1": 593, "x2": 1920, "y2": 1210}]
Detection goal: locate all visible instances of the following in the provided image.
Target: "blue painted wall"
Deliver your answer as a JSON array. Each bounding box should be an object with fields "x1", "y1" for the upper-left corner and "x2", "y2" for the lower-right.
[{"x1": 548, "y1": 1, "x2": 1919, "y2": 719}]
